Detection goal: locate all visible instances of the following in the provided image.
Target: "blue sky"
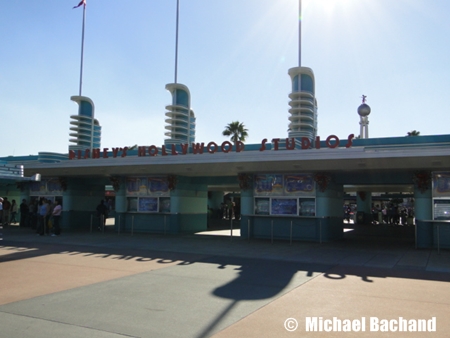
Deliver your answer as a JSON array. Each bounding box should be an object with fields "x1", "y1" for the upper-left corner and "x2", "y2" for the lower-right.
[{"x1": 1, "y1": 0, "x2": 449, "y2": 157}]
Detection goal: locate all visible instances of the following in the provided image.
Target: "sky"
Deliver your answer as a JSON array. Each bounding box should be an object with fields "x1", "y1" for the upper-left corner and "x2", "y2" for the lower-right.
[{"x1": 1, "y1": 0, "x2": 450, "y2": 157}]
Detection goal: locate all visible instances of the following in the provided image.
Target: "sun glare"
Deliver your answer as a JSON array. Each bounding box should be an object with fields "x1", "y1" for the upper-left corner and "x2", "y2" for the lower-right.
[{"x1": 304, "y1": 0, "x2": 361, "y2": 19}]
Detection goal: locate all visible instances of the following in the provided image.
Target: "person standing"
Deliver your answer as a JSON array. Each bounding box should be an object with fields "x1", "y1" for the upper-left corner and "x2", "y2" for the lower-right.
[
  {"x1": 37, "y1": 198, "x2": 49, "y2": 236},
  {"x1": 29, "y1": 200, "x2": 37, "y2": 229},
  {"x1": 96, "y1": 200, "x2": 108, "y2": 229},
  {"x1": 19, "y1": 199, "x2": 28, "y2": 227},
  {"x1": 2, "y1": 197, "x2": 11, "y2": 226},
  {"x1": 10, "y1": 199, "x2": 18, "y2": 224},
  {"x1": 51, "y1": 200, "x2": 62, "y2": 236}
]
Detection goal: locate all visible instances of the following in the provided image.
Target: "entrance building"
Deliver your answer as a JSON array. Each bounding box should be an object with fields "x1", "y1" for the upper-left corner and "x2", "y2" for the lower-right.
[
  {"x1": 2, "y1": 133, "x2": 450, "y2": 249},
  {"x1": 2, "y1": 67, "x2": 450, "y2": 250}
]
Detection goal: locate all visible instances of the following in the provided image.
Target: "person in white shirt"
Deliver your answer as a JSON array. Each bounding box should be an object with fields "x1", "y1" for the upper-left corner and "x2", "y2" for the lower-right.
[{"x1": 51, "y1": 200, "x2": 62, "y2": 236}]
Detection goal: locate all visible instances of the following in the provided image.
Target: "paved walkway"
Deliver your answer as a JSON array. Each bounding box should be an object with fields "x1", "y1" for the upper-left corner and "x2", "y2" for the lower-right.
[{"x1": 0, "y1": 225, "x2": 449, "y2": 337}]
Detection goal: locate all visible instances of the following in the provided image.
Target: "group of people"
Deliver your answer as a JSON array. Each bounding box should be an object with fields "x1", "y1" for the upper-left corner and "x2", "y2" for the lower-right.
[
  {"x1": 219, "y1": 199, "x2": 241, "y2": 220},
  {"x1": 344, "y1": 203, "x2": 414, "y2": 226},
  {"x1": 36, "y1": 198, "x2": 62, "y2": 236},
  {"x1": 13, "y1": 198, "x2": 62, "y2": 236},
  {"x1": 0, "y1": 197, "x2": 18, "y2": 226},
  {"x1": 379, "y1": 204, "x2": 413, "y2": 226}
]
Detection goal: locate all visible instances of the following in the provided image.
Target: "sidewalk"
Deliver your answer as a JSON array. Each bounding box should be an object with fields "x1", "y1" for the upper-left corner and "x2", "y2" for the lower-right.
[
  {"x1": 0, "y1": 225, "x2": 449, "y2": 337},
  {"x1": 2, "y1": 224, "x2": 449, "y2": 272}
]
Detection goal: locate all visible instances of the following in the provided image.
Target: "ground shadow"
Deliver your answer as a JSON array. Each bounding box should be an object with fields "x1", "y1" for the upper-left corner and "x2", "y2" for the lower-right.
[{"x1": 1, "y1": 226, "x2": 449, "y2": 338}]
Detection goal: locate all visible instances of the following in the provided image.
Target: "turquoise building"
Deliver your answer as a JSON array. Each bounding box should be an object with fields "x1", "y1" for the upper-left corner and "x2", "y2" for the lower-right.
[
  {"x1": 164, "y1": 83, "x2": 196, "y2": 147},
  {"x1": 69, "y1": 96, "x2": 101, "y2": 153},
  {"x1": 288, "y1": 67, "x2": 318, "y2": 141},
  {"x1": 1, "y1": 68, "x2": 450, "y2": 251}
]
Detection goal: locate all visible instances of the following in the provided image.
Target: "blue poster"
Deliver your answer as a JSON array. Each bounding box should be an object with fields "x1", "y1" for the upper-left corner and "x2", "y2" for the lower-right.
[
  {"x1": 149, "y1": 178, "x2": 169, "y2": 193},
  {"x1": 434, "y1": 173, "x2": 450, "y2": 197},
  {"x1": 139, "y1": 197, "x2": 158, "y2": 212},
  {"x1": 126, "y1": 177, "x2": 148, "y2": 195},
  {"x1": 254, "y1": 174, "x2": 283, "y2": 195},
  {"x1": 285, "y1": 175, "x2": 314, "y2": 194},
  {"x1": 271, "y1": 198, "x2": 297, "y2": 215}
]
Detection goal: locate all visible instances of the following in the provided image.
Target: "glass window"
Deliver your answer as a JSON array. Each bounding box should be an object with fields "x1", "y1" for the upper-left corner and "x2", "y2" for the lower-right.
[
  {"x1": 138, "y1": 197, "x2": 158, "y2": 212},
  {"x1": 254, "y1": 197, "x2": 316, "y2": 216},
  {"x1": 301, "y1": 74, "x2": 314, "y2": 94},
  {"x1": 271, "y1": 198, "x2": 298, "y2": 215},
  {"x1": 292, "y1": 75, "x2": 300, "y2": 92},
  {"x1": 299, "y1": 198, "x2": 316, "y2": 216},
  {"x1": 175, "y1": 89, "x2": 189, "y2": 107},
  {"x1": 434, "y1": 199, "x2": 450, "y2": 220},
  {"x1": 128, "y1": 198, "x2": 138, "y2": 212},
  {"x1": 255, "y1": 198, "x2": 270, "y2": 215},
  {"x1": 159, "y1": 197, "x2": 171, "y2": 213}
]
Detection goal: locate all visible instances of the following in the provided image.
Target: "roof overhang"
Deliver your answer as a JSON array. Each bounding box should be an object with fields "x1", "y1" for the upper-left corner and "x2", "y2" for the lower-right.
[{"x1": 23, "y1": 145, "x2": 450, "y2": 178}]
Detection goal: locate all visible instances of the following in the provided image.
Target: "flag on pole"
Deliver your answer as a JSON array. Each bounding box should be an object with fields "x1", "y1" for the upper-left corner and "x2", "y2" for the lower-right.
[{"x1": 73, "y1": 0, "x2": 86, "y2": 9}]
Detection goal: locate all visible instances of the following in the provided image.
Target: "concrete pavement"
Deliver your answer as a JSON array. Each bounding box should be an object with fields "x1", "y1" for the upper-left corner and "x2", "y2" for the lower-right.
[{"x1": 0, "y1": 225, "x2": 449, "y2": 337}]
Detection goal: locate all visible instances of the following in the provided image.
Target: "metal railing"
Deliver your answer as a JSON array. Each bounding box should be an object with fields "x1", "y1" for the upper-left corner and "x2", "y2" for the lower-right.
[
  {"x1": 415, "y1": 219, "x2": 450, "y2": 254},
  {"x1": 243, "y1": 214, "x2": 328, "y2": 244}
]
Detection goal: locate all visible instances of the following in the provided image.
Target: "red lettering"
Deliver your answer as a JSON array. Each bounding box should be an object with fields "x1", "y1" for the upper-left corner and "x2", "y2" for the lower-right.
[
  {"x1": 286, "y1": 138, "x2": 295, "y2": 150},
  {"x1": 148, "y1": 145, "x2": 158, "y2": 156},
  {"x1": 70, "y1": 133, "x2": 352, "y2": 162},
  {"x1": 162, "y1": 145, "x2": 168, "y2": 156},
  {"x1": 346, "y1": 134, "x2": 355, "y2": 148},
  {"x1": 207, "y1": 142, "x2": 218, "y2": 154},
  {"x1": 271, "y1": 138, "x2": 280, "y2": 151},
  {"x1": 315, "y1": 136, "x2": 321, "y2": 149},
  {"x1": 138, "y1": 146, "x2": 146, "y2": 156},
  {"x1": 93, "y1": 148, "x2": 100, "y2": 158},
  {"x1": 180, "y1": 144, "x2": 189, "y2": 154},
  {"x1": 326, "y1": 135, "x2": 339, "y2": 148},
  {"x1": 121, "y1": 147, "x2": 128, "y2": 157},
  {"x1": 221, "y1": 141, "x2": 232, "y2": 153},
  {"x1": 192, "y1": 143, "x2": 204, "y2": 154},
  {"x1": 301, "y1": 137, "x2": 311, "y2": 149},
  {"x1": 260, "y1": 139, "x2": 268, "y2": 151},
  {"x1": 235, "y1": 141, "x2": 245, "y2": 152},
  {"x1": 171, "y1": 144, "x2": 178, "y2": 155}
]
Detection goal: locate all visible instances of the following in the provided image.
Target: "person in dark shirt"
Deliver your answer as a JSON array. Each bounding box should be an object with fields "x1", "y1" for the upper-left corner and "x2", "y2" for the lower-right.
[
  {"x1": 19, "y1": 199, "x2": 29, "y2": 227},
  {"x1": 96, "y1": 200, "x2": 108, "y2": 229}
]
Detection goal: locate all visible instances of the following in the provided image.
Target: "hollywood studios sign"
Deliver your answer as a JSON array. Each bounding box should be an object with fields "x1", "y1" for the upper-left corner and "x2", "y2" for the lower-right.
[{"x1": 69, "y1": 134, "x2": 355, "y2": 160}]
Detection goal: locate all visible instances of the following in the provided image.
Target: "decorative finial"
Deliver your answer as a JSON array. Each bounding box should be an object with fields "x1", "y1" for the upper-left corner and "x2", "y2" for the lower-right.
[{"x1": 362, "y1": 95, "x2": 367, "y2": 104}]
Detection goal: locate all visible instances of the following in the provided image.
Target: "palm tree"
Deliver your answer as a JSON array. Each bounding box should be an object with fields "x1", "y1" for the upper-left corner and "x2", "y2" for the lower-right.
[
  {"x1": 406, "y1": 130, "x2": 420, "y2": 137},
  {"x1": 222, "y1": 121, "x2": 248, "y2": 143}
]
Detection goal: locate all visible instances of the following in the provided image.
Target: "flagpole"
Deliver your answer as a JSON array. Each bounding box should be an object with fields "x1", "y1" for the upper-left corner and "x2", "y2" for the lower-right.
[
  {"x1": 79, "y1": 2, "x2": 86, "y2": 96},
  {"x1": 174, "y1": 0, "x2": 180, "y2": 84},
  {"x1": 298, "y1": 0, "x2": 302, "y2": 67}
]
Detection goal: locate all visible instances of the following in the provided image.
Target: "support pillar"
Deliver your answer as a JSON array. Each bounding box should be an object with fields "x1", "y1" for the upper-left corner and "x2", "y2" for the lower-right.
[{"x1": 356, "y1": 191, "x2": 372, "y2": 224}]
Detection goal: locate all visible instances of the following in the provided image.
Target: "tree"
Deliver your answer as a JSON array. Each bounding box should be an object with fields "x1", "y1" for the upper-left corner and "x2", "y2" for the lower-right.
[
  {"x1": 406, "y1": 130, "x2": 420, "y2": 137},
  {"x1": 222, "y1": 121, "x2": 248, "y2": 143}
]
